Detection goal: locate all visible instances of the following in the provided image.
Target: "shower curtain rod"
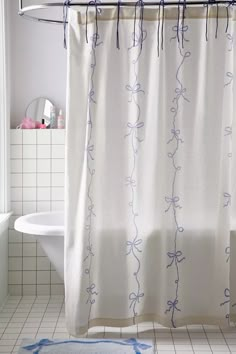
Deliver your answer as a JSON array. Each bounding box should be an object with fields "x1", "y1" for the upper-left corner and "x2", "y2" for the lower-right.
[{"x1": 19, "y1": 0, "x2": 235, "y2": 24}]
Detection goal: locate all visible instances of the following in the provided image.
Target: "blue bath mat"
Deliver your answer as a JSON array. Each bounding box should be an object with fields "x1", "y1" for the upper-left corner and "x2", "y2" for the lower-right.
[{"x1": 18, "y1": 338, "x2": 154, "y2": 353}]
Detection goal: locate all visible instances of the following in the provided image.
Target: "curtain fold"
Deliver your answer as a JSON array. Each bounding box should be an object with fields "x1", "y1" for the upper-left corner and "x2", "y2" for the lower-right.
[{"x1": 65, "y1": 6, "x2": 236, "y2": 336}]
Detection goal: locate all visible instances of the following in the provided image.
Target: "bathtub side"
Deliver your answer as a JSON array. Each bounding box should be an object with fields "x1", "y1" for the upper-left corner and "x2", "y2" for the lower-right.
[{"x1": 0, "y1": 213, "x2": 11, "y2": 307}]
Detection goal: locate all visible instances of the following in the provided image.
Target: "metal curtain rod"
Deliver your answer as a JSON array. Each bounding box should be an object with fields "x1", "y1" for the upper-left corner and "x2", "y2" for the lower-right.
[{"x1": 19, "y1": 0, "x2": 235, "y2": 24}]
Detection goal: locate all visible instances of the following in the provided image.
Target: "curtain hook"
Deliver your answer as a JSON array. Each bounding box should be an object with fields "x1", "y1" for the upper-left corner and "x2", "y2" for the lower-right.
[
  {"x1": 116, "y1": 0, "x2": 121, "y2": 49},
  {"x1": 215, "y1": 2, "x2": 219, "y2": 38},
  {"x1": 225, "y1": 2, "x2": 231, "y2": 33},
  {"x1": 205, "y1": 1, "x2": 209, "y2": 41},
  {"x1": 176, "y1": 0, "x2": 181, "y2": 43},
  {"x1": 63, "y1": 0, "x2": 72, "y2": 49},
  {"x1": 182, "y1": 0, "x2": 186, "y2": 48},
  {"x1": 161, "y1": 0, "x2": 165, "y2": 51},
  {"x1": 139, "y1": 0, "x2": 145, "y2": 52},
  {"x1": 157, "y1": 1, "x2": 161, "y2": 57}
]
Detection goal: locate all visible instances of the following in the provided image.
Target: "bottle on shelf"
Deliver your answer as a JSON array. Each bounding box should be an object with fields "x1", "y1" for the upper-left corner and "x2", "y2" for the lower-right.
[
  {"x1": 50, "y1": 106, "x2": 56, "y2": 129},
  {"x1": 57, "y1": 109, "x2": 65, "y2": 129}
]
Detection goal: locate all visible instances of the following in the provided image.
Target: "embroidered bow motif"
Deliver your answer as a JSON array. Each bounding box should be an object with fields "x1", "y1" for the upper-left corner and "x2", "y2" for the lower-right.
[
  {"x1": 86, "y1": 283, "x2": 98, "y2": 303},
  {"x1": 224, "y1": 126, "x2": 232, "y2": 136},
  {"x1": 129, "y1": 292, "x2": 144, "y2": 309},
  {"x1": 88, "y1": 89, "x2": 96, "y2": 103},
  {"x1": 220, "y1": 288, "x2": 230, "y2": 306},
  {"x1": 125, "y1": 121, "x2": 144, "y2": 142},
  {"x1": 167, "y1": 250, "x2": 185, "y2": 268},
  {"x1": 165, "y1": 196, "x2": 182, "y2": 212},
  {"x1": 224, "y1": 72, "x2": 233, "y2": 87},
  {"x1": 226, "y1": 33, "x2": 233, "y2": 52},
  {"x1": 126, "y1": 238, "x2": 142, "y2": 255},
  {"x1": 165, "y1": 299, "x2": 181, "y2": 313},
  {"x1": 173, "y1": 87, "x2": 189, "y2": 102},
  {"x1": 170, "y1": 24, "x2": 189, "y2": 42},
  {"x1": 126, "y1": 176, "x2": 136, "y2": 187},
  {"x1": 225, "y1": 246, "x2": 230, "y2": 263},
  {"x1": 126, "y1": 83, "x2": 144, "y2": 95},
  {"x1": 86, "y1": 144, "x2": 94, "y2": 160},
  {"x1": 223, "y1": 192, "x2": 231, "y2": 207},
  {"x1": 129, "y1": 29, "x2": 147, "y2": 49},
  {"x1": 167, "y1": 128, "x2": 184, "y2": 144}
]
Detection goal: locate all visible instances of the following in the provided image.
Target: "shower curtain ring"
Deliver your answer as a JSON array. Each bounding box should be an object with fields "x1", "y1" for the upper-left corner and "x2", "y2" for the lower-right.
[
  {"x1": 116, "y1": 0, "x2": 121, "y2": 49},
  {"x1": 63, "y1": 0, "x2": 72, "y2": 49}
]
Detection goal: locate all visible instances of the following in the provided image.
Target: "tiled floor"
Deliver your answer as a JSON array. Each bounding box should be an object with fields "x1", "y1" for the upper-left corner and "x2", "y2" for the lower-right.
[{"x1": 1, "y1": 297, "x2": 236, "y2": 354}]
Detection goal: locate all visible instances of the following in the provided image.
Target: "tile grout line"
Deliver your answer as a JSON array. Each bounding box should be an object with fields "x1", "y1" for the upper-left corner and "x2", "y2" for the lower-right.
[
  {"x1": 34, "y1": 297, "x2": 51, "y2": 339},
  {"x1": 170, "y1": 328, "x2": 177, "y2": 354},
  {"x1": 0, "y1": 297, "x2": 22, "y2": 342},
  {"x1": 220, "y1": 325, "x2": 232, "y2": 353},
  {"x1": 52, "y1": 298, "x2": 65, "y2": 339},
  {"x1": 12, "y1": 295, "x2": 38, "y2": 353},
  {"x1": 202, "y1": 326, "x2": 214, "y2": 354},
  {"x1": 186, "y1": 325, "x2": 196, "y2": 354}
]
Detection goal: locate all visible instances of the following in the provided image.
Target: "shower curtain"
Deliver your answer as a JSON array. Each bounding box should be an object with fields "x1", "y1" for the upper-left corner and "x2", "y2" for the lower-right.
[{"x1": 65, "y1": 5, "x2": 236, "y2": 336}]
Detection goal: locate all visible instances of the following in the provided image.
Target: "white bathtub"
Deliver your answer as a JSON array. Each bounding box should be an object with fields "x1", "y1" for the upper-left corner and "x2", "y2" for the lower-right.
[
  {"x1": 0, "y1": 213, "x2": 11, "y2": 308},
  {"x1": 15, "y1": 212, "x2": 64, "y2": 280}
]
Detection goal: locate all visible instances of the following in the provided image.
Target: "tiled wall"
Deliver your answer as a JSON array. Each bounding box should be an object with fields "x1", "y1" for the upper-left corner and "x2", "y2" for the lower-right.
[{"x1": 9, "y1": 129, "x2": 65, "y2": 296}]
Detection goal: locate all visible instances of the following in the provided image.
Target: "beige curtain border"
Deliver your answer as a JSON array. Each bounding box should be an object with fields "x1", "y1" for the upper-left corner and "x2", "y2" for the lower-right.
[{"x1": 69, "y1": 6, "x2": 236, "y2": 24}]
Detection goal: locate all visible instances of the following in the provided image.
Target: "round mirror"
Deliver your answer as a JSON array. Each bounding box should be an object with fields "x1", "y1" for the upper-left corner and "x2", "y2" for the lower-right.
[{"x1": 25, "y1": 98, "x2": 55, "y2": 128}]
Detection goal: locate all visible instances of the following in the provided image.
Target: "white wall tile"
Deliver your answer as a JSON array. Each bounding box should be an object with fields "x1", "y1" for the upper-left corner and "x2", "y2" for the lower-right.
[
  {"x1": 37, "y1": 257, "x2": 50, "y2": 271},
  {"x1": 11, "y1": 130, "x2": 22, "y2": 145},
  {"x1": 37, "y1": 271, "x2": 50, "y2": 284},
  {"x1": 36, "y1": 202, "x2": 51, "y2": 212},
  {"x1": 51, "y1": 187, "x2": 64, "y2": 201},
  {"x1": 11, "y1": 202, "x2": 22, "y2": 216},
  {"x1": 23, "y1": 202, "x2": 36, "y2": 215},
  {"x1": 37, "y1": 145, "x2": 51, "y2": 159},
  {"x1": 23, "y1": 160, "x2": 36, "y2": 173},
  {"x1": 11, "y1": 160, "x2": 22, "y2": 173},
  {"x1": 23, "y1": 234, "x2": 36, "y2": 243},
  {"x1": 8, "y1": 258, "x2": 22, "y2": 271},
  {"x1": 23, "y1": 271, "x2": 36, "y2": 285},
  {"x1": 37, "y1": 285, "x2": 50, "y2": 295},
  {"x1": 37, "y1": 130, "x2": 51, "y2": 144},
  {"x1": 51, "y1": 173, "x2": 64, "y2": 187},
  {"x1": 23, "y1": 258, "x2": 36, "y2": 271},
  {"x1": 52, "y1": 159, "x2": 64, "y2": 173},
  {"x1": 9, "y1": 230, "x2": 22, "y2": 243},
  {"x1": 9, "y1": 130, "x2": 66, "y2": 296},
  {"x1": 37, "y1": 188, "x2": 50, "y2": 201},
  {"x1": 51, "y1": 285, "x2": 64, "y2": 295},
  {"x1": 23, "y1": 130, "x2": 36, "y2": 145},
  {"x1": 51, "y1": 201, "x2": 64, "y2": 211},
  {"x1": 8, "y1": 285, "x2": 22, "y2": 296},
  {"x1": 9, "y1": 271, "x2": 22, "y2": 285},
  {"x1": 23, "y1": 174, "x2": 36, "y2": 187},
  {"x1": 23, "y1": 285, "x2": 36, "y2": 296},
  {"x1": 37, "y1": 159, "x2": 50, "y2": 173},
  {"x1": 52, "y1": 130, "x2": 65, "y2": 145},
  {"x1": 51, "y1": 145, "x2": 65, "y2": 159},
  {"x1": 11, "y1": 188, "x2": 22, "y2": 202},
  {"x1": 9, "y1": 216, "x2": 18, "y2": 230},
  {"x1": 11, "y1": 174, "x2": 23, "y2": 187},
  {"x1": 51, "y1": 271, "x2": 63, "y2": 285},
  {"x1": 23, "y1": 145, "x2": 36, "y2": 159},
  {"x1": 9, "y1": 244, "x2": 22, "y2": 257},
  {"x1": 37, "y1": 243, "x2": 46, "y2": 257},
  {"x1": 11, "y1": 145, "x2": 22, "y2": 159},
  {"x1": 37, "y1": 174, "x2": 50, "y2": 187},
  {"x1": 23, "y1": 188, "x2": 36, "y2": 201},
  {"x1": 23, "y1": 244, "x2": 36, "y2": 257}
]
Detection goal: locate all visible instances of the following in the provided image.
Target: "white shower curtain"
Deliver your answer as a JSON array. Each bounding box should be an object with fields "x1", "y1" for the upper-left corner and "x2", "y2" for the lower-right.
[{"x1": 65, "y1": 5, "x2": 236, "y2": 336}]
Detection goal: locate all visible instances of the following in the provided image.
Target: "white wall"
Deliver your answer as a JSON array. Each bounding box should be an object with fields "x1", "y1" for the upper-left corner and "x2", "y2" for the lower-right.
[{"x1": 7, "y1": 0, "x2": 67, "y2": 128}]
